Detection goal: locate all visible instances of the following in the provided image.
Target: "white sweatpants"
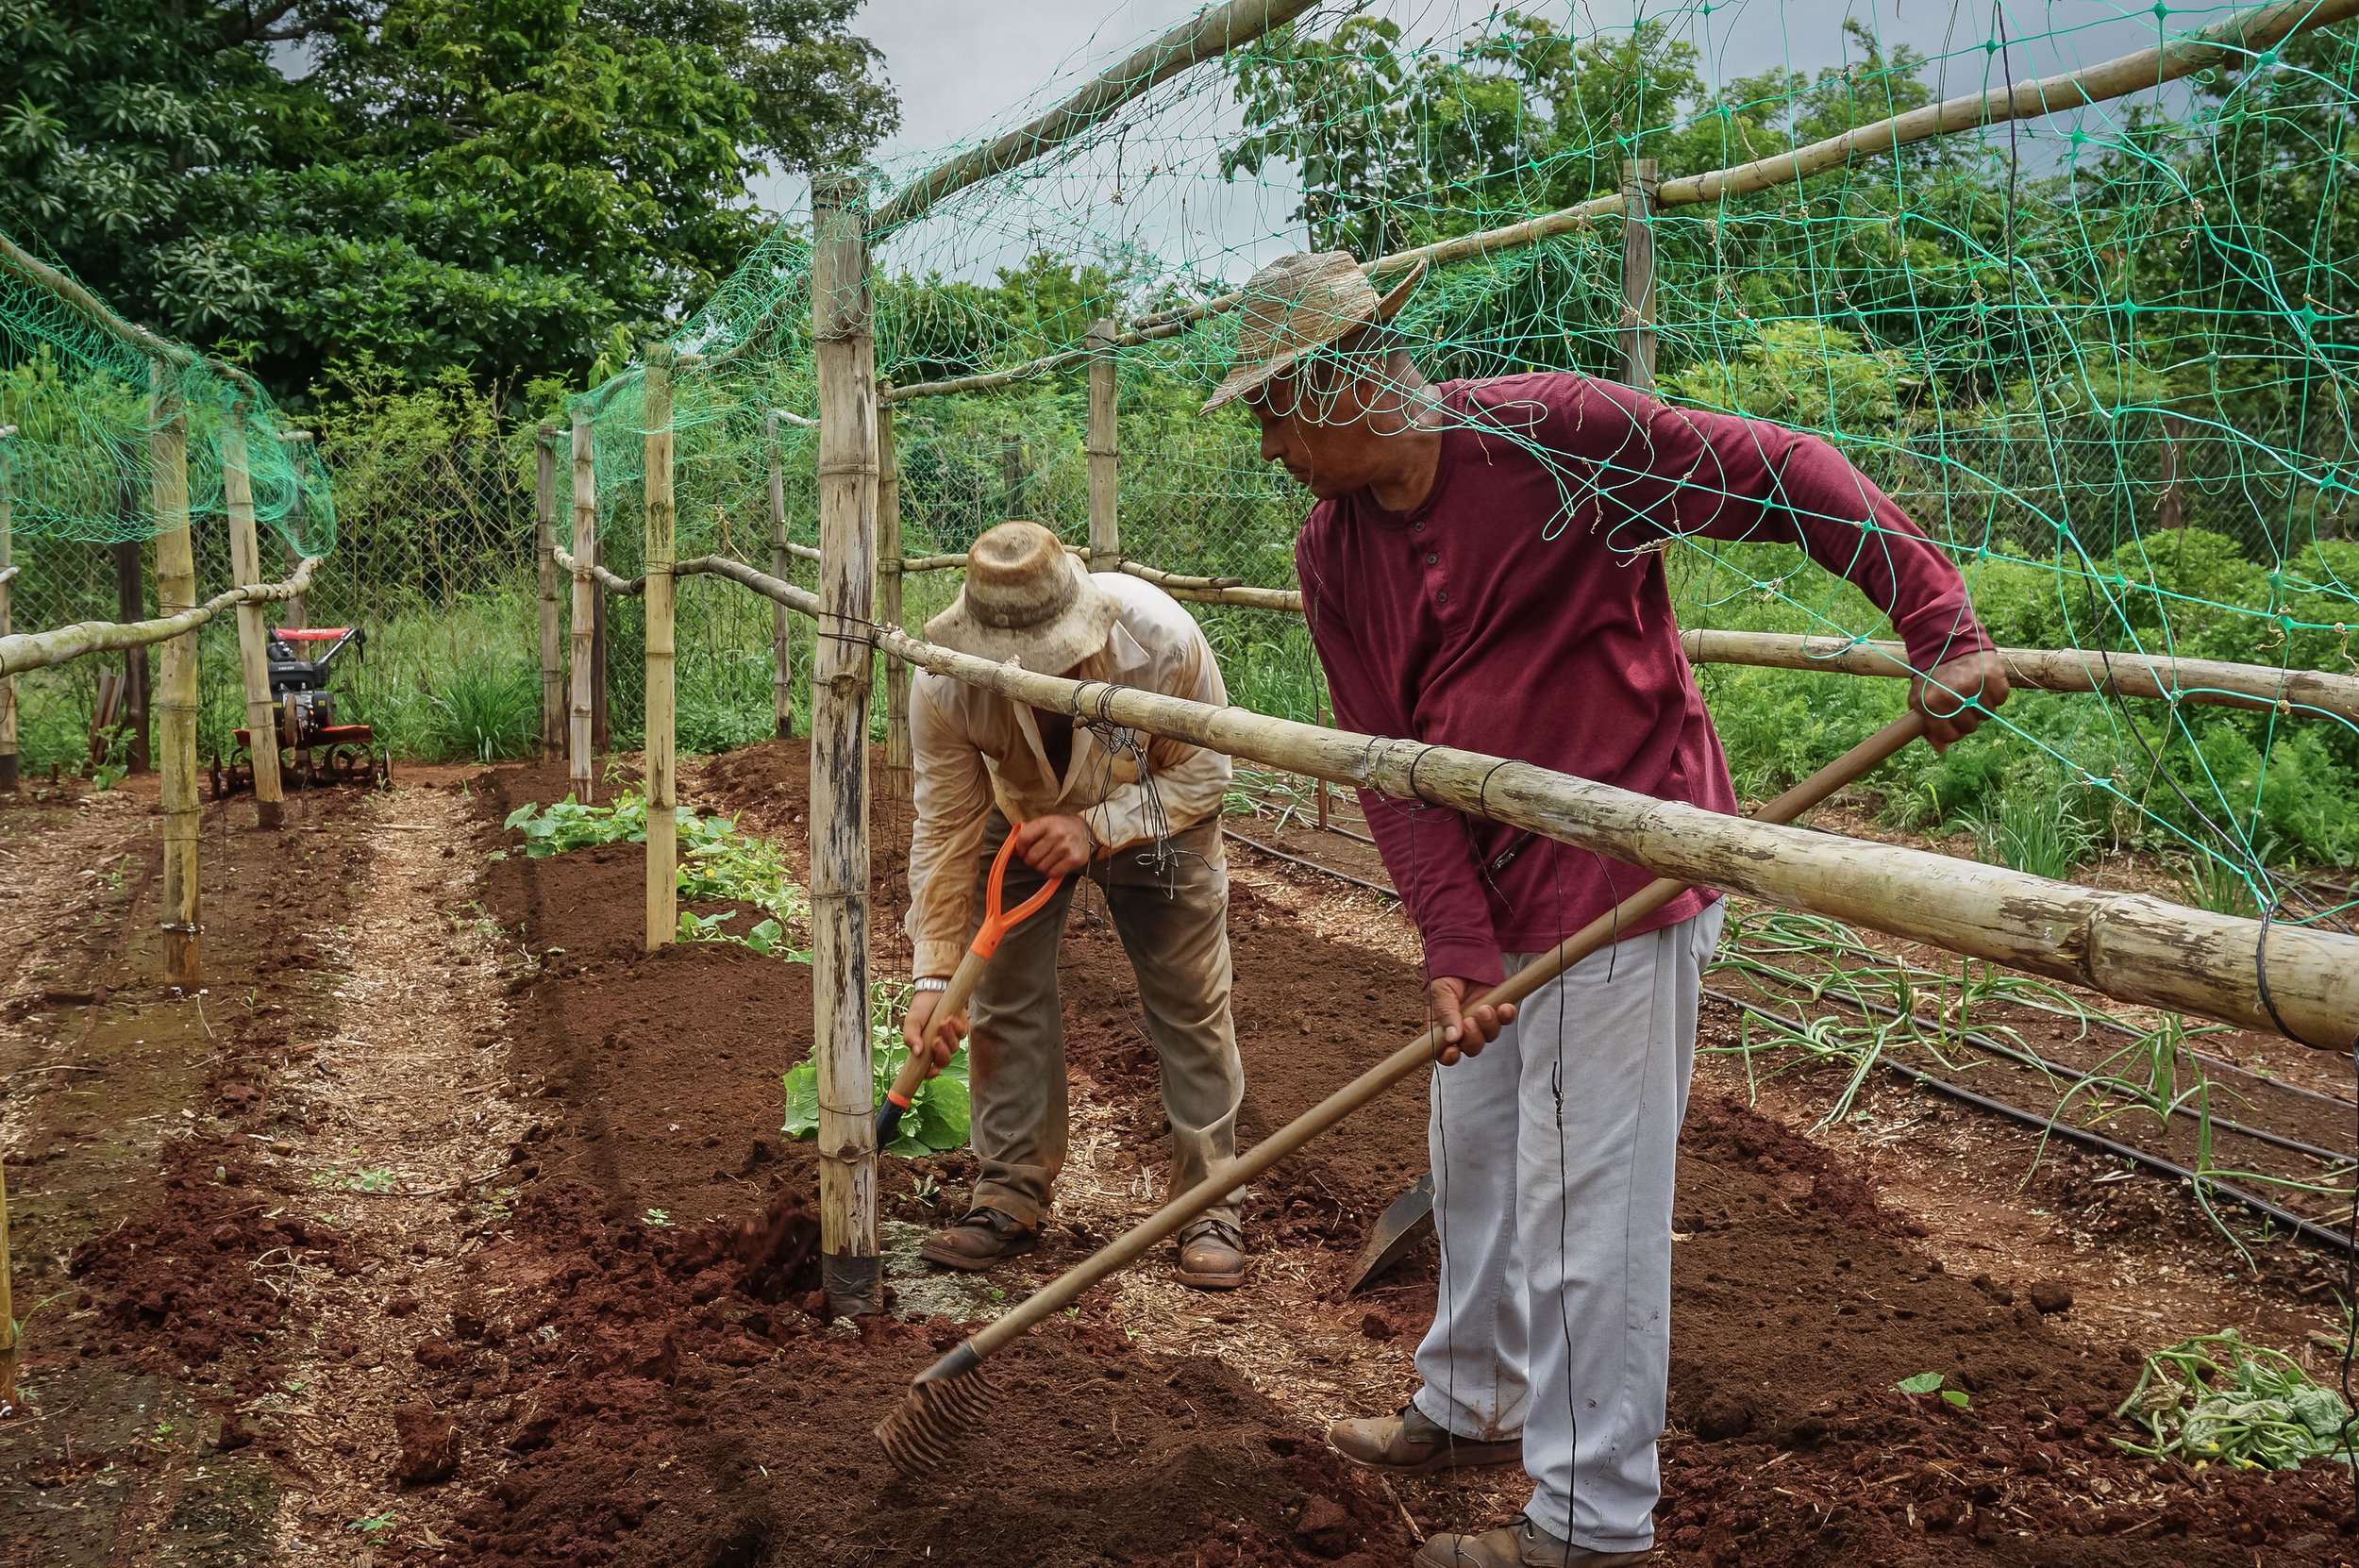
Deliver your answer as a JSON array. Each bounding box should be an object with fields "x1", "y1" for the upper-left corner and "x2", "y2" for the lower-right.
[{"x1": 1413, "y1": 902, "x2": 1724, "y2": 1554}]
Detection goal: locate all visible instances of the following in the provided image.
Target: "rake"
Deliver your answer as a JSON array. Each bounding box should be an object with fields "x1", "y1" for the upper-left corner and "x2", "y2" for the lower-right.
[{"x1": 875, "y1": 710, "x2": 1927, "y2": 1473}]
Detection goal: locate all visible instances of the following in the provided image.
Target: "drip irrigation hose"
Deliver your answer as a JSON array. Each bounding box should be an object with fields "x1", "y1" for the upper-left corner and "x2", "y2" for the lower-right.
[
  {"x1": 1717, "y1": 963, "x2": 2359, "y2": 1170},
  {"x1": 1702, "y1": 987, "x2": 2356, "y2": 1258},
  {"x1": 1221, "y1": 826, "x2": 1398, "y2": 898}
]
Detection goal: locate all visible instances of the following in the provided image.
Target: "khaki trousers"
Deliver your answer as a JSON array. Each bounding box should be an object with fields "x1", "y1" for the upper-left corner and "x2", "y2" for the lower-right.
[{"x1": 962, "y1": 811, "x2": 1244, "y2": 1230}]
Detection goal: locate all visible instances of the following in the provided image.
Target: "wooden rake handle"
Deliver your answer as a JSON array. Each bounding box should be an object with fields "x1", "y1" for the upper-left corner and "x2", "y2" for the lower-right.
[
  {"x1": 878, "y1": 827, "x2": 1066, "y2": 1141},
  {"x1": 956, "y1": 710, "x2": 1926, "y2": 1362}
]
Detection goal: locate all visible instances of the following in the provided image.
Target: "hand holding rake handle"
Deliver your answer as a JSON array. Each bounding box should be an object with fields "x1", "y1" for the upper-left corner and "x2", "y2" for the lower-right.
[
  {"x1": 875, "y1": 711, "x2": 1925, "y2": 1473},
  {"x1": 877, "y1": 827, "x2": 1065, "y2": 1145}
]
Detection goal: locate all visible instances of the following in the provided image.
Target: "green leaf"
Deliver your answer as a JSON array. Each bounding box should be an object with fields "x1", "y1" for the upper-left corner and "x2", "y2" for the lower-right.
[
  {"x1": 779, "y1": 1062, "x2": 820, "y2": 1140},
  {"x1": 911, "y1": 1074, "x2": 972, "y2": 1152},
  {"x1": 745, "y1": 918, "x2": 782, "y2": 955},
  {"x1": 1941, "y1": 1389, "x2": 1971, "y2": 1409},
  {"x1": 1895, "y1": 1372, "x2": 1946, "y2": 1395}
]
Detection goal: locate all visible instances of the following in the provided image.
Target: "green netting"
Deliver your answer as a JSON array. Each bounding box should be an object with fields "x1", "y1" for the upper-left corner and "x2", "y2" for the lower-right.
[
  {"x1": 0, "y1": 234, "x2": 334, "y2": 555},
  {"x1": 572, "y1": 0, "x2": 2359, "y2": 914}
]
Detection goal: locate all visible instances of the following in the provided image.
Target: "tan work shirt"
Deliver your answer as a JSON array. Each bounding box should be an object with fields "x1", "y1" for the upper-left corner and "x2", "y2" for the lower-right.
[{"x1": 905, "y1": 573, "x2": 1231, "y2": 977}]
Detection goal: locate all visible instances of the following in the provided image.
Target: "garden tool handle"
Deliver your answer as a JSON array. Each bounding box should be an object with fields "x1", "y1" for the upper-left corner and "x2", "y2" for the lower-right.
[
  {"x1": 951, "y1": 710, "x2": 1927, "y2": 1364},
  {"x1": 878, "y1": 827, "x2": 1068, "y2": 1142}
]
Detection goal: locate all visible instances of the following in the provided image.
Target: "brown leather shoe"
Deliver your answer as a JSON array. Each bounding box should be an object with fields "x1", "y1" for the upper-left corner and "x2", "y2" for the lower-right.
[
  {"x1": 1328, "y1": 1401, "x2": 1521, "y2": 1476},
  {"x1": 917, "y1": 1207, "x2": 1039, "y2": 1271},
  {"x1": 1414, "y1": 1514, "x2": 1649, "y2": 1567},
  {"x1": 1174, "y1": 1219, "x2": 1247, "y2": 1289}
]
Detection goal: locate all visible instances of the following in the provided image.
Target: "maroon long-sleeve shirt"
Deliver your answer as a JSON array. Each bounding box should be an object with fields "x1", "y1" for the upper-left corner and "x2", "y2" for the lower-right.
[{"x1": 1296, "y1": 372, "x2": 1992, "y2": 985}]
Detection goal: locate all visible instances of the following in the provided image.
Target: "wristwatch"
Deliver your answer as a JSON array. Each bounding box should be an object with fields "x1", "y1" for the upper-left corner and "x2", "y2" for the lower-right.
[{"x1": 913, "y1": 976, "x2": 951, "y2": 993}]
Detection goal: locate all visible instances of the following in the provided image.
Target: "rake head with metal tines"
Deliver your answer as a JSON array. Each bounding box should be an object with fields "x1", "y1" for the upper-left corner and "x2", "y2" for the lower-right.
[{"x1": 874, "y1": 1343, "x2": 999, "y2": 1474}]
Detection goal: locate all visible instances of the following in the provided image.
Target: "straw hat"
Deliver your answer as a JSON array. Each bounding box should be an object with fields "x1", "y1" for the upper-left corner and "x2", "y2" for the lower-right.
[
  {"x1": 926, "y1": 521, "x2": 1121, "y2": 673},
  {"x1": 1198, "y1": 250, "x2": 1427, "y2": 415}
]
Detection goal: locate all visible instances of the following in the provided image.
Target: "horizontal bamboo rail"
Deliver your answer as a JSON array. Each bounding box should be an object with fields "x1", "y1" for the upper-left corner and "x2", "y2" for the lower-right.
[
  {"x1": 867, "y1": 0, "x2": 1320, "y2": 237},
  {"x1": 888, "y1": 0, "x2": 2359, "y2": 403},
  {"x1": 655, "y1": 553, "x2": 2359, "y2": 1048},
  {"x1": 1680, "y1": 629, "x2": 2359, "y2": 726},
  {"x1": 0, "y1": 557, "x2": 320, "y2": 678},
  {"x1": 553, "y1": 543, "x2": 647, "y2": 597}
]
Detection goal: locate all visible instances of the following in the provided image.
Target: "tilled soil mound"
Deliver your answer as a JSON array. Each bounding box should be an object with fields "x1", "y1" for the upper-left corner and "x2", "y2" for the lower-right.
[{"x1": 415, "y1": 747, "x2": 2356, "y2": 1566}]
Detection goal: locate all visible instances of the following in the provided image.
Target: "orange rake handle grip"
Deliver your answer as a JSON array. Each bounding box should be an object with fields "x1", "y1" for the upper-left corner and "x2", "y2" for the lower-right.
[{"x1": 878, "y1": 826, "x2": 1068, "y2": 1141}]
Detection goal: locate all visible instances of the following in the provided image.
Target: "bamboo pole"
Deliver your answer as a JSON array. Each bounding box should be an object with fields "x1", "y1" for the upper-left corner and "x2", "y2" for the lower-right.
[
  {"x1": 865, "y1": 624, "x2": 2359, "y2": 1047},
  {"x1": 811, "y1": 172, "x2": 881, "y2": 1311},
  {"x1": 0, "y1": 559, "x2": 320, "y2": 677},
  {"x1": 769, "y1": 409, "x2": 795, "y2": 740},
  {"x1": 0, "y1": 1146, "x2": 11, "y2": 1402},
  {"x1": 643, "y1": 343, "x2": 678, "y2": 952},
  {"x1": 536, "y1": 424, "x2": 563, "y2": 758},
  {"x1": 1616, "y1": 159, "x2": 1660, "y2": 392},
  {"x1": 886, "y1": 0, "x2": 2359, "y2": 406},
  {"x1": 568, "y1": 412, "x2": 596, "y2": 796},
  {"x1": 878, "y1": 395, "x2": 911, "y2": 814},
  {"x1": 151, "y1": 361, "x2": 200, "y2": 989},
  {"x1": 1000, "y1": 437, "x2": 1025, "y2": 522},
  {"x1": 664, "y1": 557, "x2": 2359, "y2": 1044},
  {"x1": 1086, "y1": 319, "x2": 1120, "y2": 571},
  {"x1": 0, "y1": 425, "x2": 15, "y2": 793},
  {"x1": 110, "y1": 538, "x2": 151, "y2": 772},
  {"x1": 1675, "y1": 629, "x2": 2359, "y2": 726},
  {"x1": 865, "y1": 0, "x2": 1320, "y2": 235},
  {"x1": 222, "y1": 402, "x2": 286, "y2": 826}
]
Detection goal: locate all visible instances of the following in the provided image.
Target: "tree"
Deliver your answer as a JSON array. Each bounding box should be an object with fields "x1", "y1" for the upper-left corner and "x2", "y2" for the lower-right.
[{"x1": 0, "y1": 0, "x2": 897, "y2": 396}]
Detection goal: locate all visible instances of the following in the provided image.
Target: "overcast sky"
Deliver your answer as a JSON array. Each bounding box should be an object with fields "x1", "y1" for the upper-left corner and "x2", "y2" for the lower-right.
[{"x1": 743, "y1": 0, "x2": 2202, "y2": 283}]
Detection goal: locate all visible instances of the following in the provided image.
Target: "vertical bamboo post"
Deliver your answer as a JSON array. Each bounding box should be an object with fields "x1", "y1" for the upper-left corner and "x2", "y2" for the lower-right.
[
  {"x1": 1001, "y1": 436, "x2": 1026, "y2": 521},
  {"x1": 1617, "y1": 158, "x2": 1661, "y2": 392},
  {"x1": 275, "y1": 431, "x2": 311, "y2": 629},
  {"x1": 769, "y1": 409, "x2": 795, "y2": 740},
  {"x1": 811, "y1": 171, "x2": 880, "y2": 1311},
  {"x1": 1314, "y1": 701, "x2": 1330, "y2": 832},
  {"x1": 222, "y1": 401, "x2": 286, "y2": 827},
  {"x1": 569, "y1": 412, "x2": 597, "y2": 796},
  {"x1": 591, "y1": 542, "x2": 611, "y2": 757},
  {"x1": 536, "y1": 424, "x2": 564, "y2": 758},
  {"x1": 878, "y1": 394, "x2": 911, "y2": 815},
  {"x1": 643, "y1": 344, "x2": 678, "y2": 952},
  {"x1": 151, "y1": 359, "x2": 200, "y2": 989},
  {"x1": 110, "y1": 538, "x2": 152, "y2": 773},
  {"x1": 2156, "y1": 412, "x2": 2188, "y2": 531},
  {"x1": 0, "y1": 425, "x2": 15, "y2": 794},
  {"x1": 1086, "y1": 318, "x2": 1120, "y2": 570}
]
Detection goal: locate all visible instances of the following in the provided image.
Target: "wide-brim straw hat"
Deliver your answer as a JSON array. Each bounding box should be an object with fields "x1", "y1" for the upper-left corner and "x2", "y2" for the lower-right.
[
  {"x1": 1198, "y1": 250, "x2": 1427, "y2": 415},
  {"x1": 926, "y1": 520, "x2": 1122, "y2": 674}
]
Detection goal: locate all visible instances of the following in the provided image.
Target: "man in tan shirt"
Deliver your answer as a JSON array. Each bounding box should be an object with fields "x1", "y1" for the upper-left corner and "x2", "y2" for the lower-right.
[{"x1": 901, "y1": 521, "x2": 1249, "y2": 1288}]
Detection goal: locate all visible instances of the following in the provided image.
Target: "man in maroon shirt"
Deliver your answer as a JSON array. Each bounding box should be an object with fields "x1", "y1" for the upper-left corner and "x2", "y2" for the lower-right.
[{"x1": 1204, "y1": 251, "x2": 2005, "y2": 1568}]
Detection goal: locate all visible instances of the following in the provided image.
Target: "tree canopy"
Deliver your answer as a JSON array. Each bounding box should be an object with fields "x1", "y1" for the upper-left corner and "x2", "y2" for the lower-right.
[{"x1": 0, "y1": 0, "x2": 896, "y2": 398}]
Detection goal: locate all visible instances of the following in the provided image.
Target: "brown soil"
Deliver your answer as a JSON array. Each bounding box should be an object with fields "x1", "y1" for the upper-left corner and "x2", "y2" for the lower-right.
[{"x1": 14, "y1": 742, "x2": 2358, "y2": 1567}]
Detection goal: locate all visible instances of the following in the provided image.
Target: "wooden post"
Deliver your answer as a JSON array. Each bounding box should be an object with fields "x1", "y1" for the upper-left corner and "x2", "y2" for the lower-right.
[
  {"x1": 110, "y1": 537, "x2": 151, "y2": 773},
  {"x1": 536, "y1": 424, "x2": 564, "y2": 757},
  {"x1": 1086, "y1": 318, "x2": 1120, "y2": 570},
  {"x1": 1617, "y1": 158, "x2": 1660, "y2": 392},
  {"x1": 769, "y1": 409, "x2": 795, "y2": 739},
  {"x1": 811, "y1": 171, "x2": 880, "y2": 1312},
  {"x1": 568, "y1": 413, "x2": 597, "y2": 796},
  {"x1": 0, "y1": 425, "x2": 15, "y2": 793},
  {"x1": 591, "y1": 540, "x2": 611, "y2": 757},
  {"x1": 151, "y1": 360, "x2": 199, "y2": 989},
  {"x1": 0, "y1": 1149, "x2": 13, "y2": 1402},
  {"x1": 2156, "y1": 412, "x2": 2188, "y2": 531},
  {"x1": 1314, "y1": 701, "x2": 1330, "y2": 832},
  {"x1": 643, "y1": 344, "x2": 678, "y2": 952},
  {"x1": 222, "y1": 402, "x2": 286, "y2": 826},
  {"x1": 1001, "y1": 436, "x2": 1026, "y2": 521},
  {"x1": 878, "y1": 393, "x2": 911, "y2": 813}
]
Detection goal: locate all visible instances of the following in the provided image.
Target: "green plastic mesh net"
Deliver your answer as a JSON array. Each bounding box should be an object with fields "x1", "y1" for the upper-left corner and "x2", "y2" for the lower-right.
[{"x1": 571, "y1": 0, "x2": 2359, "y2": 915}]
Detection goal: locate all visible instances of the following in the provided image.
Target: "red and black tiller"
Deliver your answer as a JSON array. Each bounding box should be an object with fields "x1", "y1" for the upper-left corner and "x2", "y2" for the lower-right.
[
  {"x1": 876, "y1": 826, "x2": 1066, "y2": 1144},
  {"x1": 210, "y1": 625, "x2": 390, "y2": 796}
]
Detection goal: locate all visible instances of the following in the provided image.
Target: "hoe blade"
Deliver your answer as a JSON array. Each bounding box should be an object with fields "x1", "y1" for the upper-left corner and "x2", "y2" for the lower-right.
[{"x1": 1345, "y1": 1171, "x2": 1433, "y2": 1294}]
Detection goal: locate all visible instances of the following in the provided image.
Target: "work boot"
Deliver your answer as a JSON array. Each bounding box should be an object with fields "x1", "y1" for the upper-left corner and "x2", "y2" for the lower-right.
[
  {"x1": 1328, "y1": 1400, "x2": 1521, "y2": 1476},
  {"x1": 1414, "y1": 1513, "x2": 1650, "y2": 1567},
  {"x1": 1174, "y1": 1219, "x2": 1248, "y2": 1290},
  {"x1": 917, "y1": 1207, "x2": 1039, "y2": 1271}
]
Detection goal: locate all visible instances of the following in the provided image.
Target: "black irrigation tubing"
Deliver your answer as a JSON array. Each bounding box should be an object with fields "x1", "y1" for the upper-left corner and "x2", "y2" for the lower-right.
[
  {"x1": 1721, "y1": 963, "x2": 2359, "y2": 1170},
  {"x1": 1701, "y1": 987, "x2": 2359, "y2": 1258},
  {"x1": 1221, "y1": 826, "x2": 1399, "y2": 899}
]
